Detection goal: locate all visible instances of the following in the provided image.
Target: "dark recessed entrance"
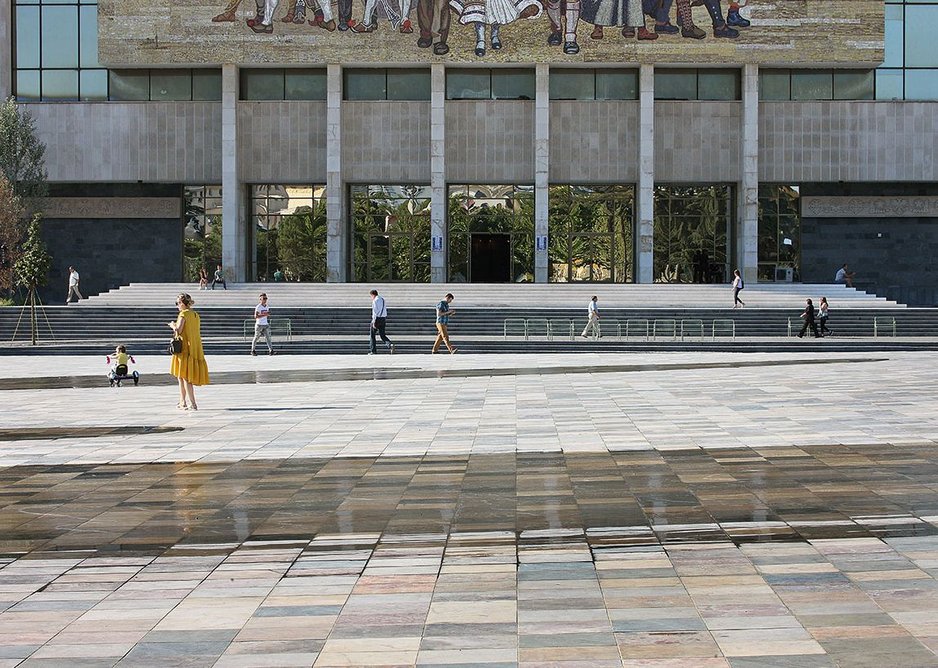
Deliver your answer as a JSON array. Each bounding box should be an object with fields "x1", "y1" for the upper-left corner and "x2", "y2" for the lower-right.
[{"x1": 470, "y1": 234, "x2": 511, "y2": 282}]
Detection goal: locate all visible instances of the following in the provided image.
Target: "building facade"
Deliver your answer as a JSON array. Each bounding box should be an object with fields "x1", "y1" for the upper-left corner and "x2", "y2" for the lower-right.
[{"x1": 3, "y1": 0, "x2": 938, "y2": 304}]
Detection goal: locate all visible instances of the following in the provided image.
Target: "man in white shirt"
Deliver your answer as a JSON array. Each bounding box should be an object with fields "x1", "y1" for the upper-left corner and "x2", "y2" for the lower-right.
[
  {"x1": 834, "y1": 263, "x2": 855, "y2": 288},
  {"x1": 369, "y1": 289, "x2": 395, "y2": 355},
  {"x1": 580, "y1": 295, "x2": 601, "y2": 338},
  {"x1": 66, "y1": 266, "x2": 83, "y2": 304},
  {"x1": 251, "y1": 293, "x2": 274, "y2": 356}
]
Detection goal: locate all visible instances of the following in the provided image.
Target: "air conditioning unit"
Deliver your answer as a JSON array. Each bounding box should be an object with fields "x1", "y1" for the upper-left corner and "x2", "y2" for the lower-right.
[{"x1": 775, "y1": 267, "x2": 794, "y2": 282}]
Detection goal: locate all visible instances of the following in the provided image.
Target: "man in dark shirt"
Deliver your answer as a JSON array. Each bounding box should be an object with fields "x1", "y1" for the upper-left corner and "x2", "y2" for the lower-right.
[{"x1": 797, "y1": 298, "x2": 821, "y2": 338}]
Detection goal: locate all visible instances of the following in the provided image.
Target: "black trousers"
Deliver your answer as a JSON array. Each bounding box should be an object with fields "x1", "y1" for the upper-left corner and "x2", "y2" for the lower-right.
[
  {"x1": 799, "y1": 320, "x2": 820, "y2": 337},
  {"x1": 211, "y1": 278, "x2": 227, "y2": 290},
  {"x1": 370, "y1": 317, "x2": 392, "y2": 353}
]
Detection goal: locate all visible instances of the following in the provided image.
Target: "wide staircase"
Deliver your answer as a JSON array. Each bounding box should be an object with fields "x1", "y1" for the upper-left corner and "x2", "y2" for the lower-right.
[{"x1": 1, "y1": 283, "x2": 935, "y2": 355}]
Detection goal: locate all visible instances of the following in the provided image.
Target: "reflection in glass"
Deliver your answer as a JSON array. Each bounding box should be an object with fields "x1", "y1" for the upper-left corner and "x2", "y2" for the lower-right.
[
  {"x1": 16, "y1": 6, "x2": 41, "y2": 69},
  {"x1": 345, "y1": 69, "x2": 387, "y2": 100},
  {"x1": 351, "y1": 185, "x2": 432, "y2": 282},
  {"x1": 241, "y1": 70, "x2": 285, "y2": 100},
  {"x1": 654, "y1": 69, "x2": 696, "y2": 100},
  {"x1": 387, "y1": 69, "x2": 431, "y2": 100},
  {"x1": 41, "y1": 69, "x2": 79, "y2": 100},
  {"x1": 109, "y1": 70, "x2": 150, "y2": 100},
  {"x1": 550, "y1": 70, "x2": 595, "y2": 100},
  {"x1": 79, "y1": 69, "x2": 108, "y2": 100},
  {"x1": 653, "y1": 185, "x2": 732, "y2": 283},
  {"x1": 150, "y1": 70, "x2": 192, "y2": 101},
  {"x1": 698, "y1": 71, "x2": 740, "y2": 100},
  {"x1": 285, "y1": 69, "x2": 327, "y2": 100},
  {"x1": 757, "y1": 185, "x2": 801, "y2": 282},
  {"x1": 548, "y1": 185, "x2": 634, "y2": 283},
  {"x1": 596, "y1": 69, "x2": 638, "y2": 100},
  {"x1": 193, "y1": 69, "x2": 223, "y2": 101},
  {"x1": 492, "y1": 69, "x2": 535, "y2": 99},
  {"x1": 447, "y1": 185, "x2": 534, "y2": 282},
  {"x1": 833, "y1": 71, "x2": 874, "y2": 100},
  {"x1": 447, "y1": 70, "x2": 491, "y2": 99},
  {"x1": 759, "y1": 70, "x2": 790, "y2": 100},
  {"x1": 251, "y1": 185, "x2": 327, "y2": 281},
  {"x1": 184, "y1": 185, "x2": 224, "y2": 282},
  {"x1": 791, "y1": 71, "x2": 832, "y2": 100},
  {"x1": 79, "y1": 5, "x2": 99, "y2": 67}
]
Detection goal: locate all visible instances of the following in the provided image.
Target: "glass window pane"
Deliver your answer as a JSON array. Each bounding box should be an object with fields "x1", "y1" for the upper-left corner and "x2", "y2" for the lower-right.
[
  {"x1": 192, "y1": 69, "x2": 222, "y2": 100},
  {"x1": 655, "y1": 69, "x2": 696, "y2": 100},
  {"x1": 108, "y1": 69, "x2": 150, "y2": 100},
  {"x1": 16, "y1": 6, "x2": 40, "y2": 69},
  {"x1": 833, "y1": 70, "x2": 874, "y2": 100},
  {"x1": 884, "y1": 4, "x2": 904, "y2": 68},
  {"x1": 345, "y1": 69, "x2": 386, "y2": 100},
  {"x1": 596, "y1": 69, "x2": 637, "y2": 100},
  {"x1": 550, "y1": 70, "x2": 595, "y2": 100},
  {"x1": 387, "y1": 69, "x2": 430, "y2": 100},
  {"x1": 79, "y1": 69, "x2": 108, "y2": 100},
  {"x1": 698, "y1": 70, "x2": 740, "y2": 100},
  {"x1": 492, "y1": 69, "x2": 535, "y2": 99},
  {"x1": 906, "y1": 6, "x2": 938, "y2": 67},
  {"x1": 241, "y1": 69, "x2": 284, "y2": 100},
  {"x1": 759, "y1": 70, "x2": 790, "y2": 100},
  {"x1": 285, "y1": 69, "x2": 326, "y2": 100},
  {"x1": 447, "y1": 70, "x2": 490, "y2": 99},
  {"x1": 905, "y1": 70, "x2": 938, "y2": 100},
  {"x1": 79, "y1": 5, "x2": 99, "y2": 67},
  {"x1": 791, "y1": 70, "x2": 832, "y2": 100},
  {"x1": 150, "y1": 69, "x2": 191, "y2": 101},
  {"x1": 41, "y1": 6, "x2": 78, "y2": 68},
  {"x1": 875, "y1": 69, "x2": 904, "y2": 100},
  {"x1": 42, "y1": 69, "x2": 79, "y2": 100},
  {"x1": 16, "y1": 70, "x2": 41, "y2": 101}
]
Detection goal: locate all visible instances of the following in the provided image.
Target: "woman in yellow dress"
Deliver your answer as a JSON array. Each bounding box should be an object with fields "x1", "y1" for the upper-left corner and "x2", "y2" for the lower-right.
[{"x1": 168, "y1": 293, "x2": 210, "y2": 410}]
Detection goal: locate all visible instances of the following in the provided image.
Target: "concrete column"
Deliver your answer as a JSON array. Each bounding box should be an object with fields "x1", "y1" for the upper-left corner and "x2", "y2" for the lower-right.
[
  {"x1": 221, "y1": 64, "x2": 246, "y2": 282},
  {"x1": 430, "y1": 64, "x2": 446, "y2": 283},
  {"x1": 534, "y1": 63, "x2": 550, "y2": 284},
  {"x1": 737, "y1": 64, "x2": 759, "y2": 284},
  {"x1": 636, "y1": 64, "x2": 655, "y2": 284},
  {"x1": 326, "y1": 64, "x2": 347, "y2": 282},
  {"x1": 0, "y1": 0, "x2": 11, "y2": 99}
]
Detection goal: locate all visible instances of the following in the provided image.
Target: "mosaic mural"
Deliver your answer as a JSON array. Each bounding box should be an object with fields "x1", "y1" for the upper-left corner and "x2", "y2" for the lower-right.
[{"x1": 98, "y1": 0, "x2": 883, "y2": 65}]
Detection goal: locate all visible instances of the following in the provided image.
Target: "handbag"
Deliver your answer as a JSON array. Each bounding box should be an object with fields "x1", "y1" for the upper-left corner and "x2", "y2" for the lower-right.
[{"x1": 168, "y1": 337, "x2": 183, "y2": 355}]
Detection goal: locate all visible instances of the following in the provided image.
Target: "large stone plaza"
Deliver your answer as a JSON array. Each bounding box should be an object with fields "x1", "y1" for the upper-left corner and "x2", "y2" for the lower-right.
[{"x1": 1, "y1": 350, "x2": 937, "y2": 666}]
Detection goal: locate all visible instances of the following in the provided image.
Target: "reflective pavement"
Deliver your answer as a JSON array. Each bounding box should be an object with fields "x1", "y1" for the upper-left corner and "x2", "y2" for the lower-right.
[{"x1": 1, "y1": 352, "x2": 937, "y2": 667}]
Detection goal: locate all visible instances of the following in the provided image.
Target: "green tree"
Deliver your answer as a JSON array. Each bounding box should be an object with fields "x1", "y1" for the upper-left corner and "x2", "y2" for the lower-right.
[
  {"x1": 0, "y1": 175, "x2": 25, "y2": 296},
  {"x1": 14, "y1": 214, "x2": 52, "y2": 344},
  {"x1": 277, "y1": 202, "x2": 327, "y2": 281},
  {"x1": 0, "y1": 98, "x2": 48, "y2": 202}
]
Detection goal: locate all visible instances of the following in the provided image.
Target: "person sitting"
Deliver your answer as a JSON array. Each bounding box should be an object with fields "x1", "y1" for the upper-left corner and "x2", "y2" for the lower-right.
[
  {"x1": 273, "y1": 269, "x2": 285, "y2": 282},
  {"x1": 212, "y1": 264, "x2": 227, "y2": 290},
  {"x1": 198, "y1": 267, "x2": 209, "y2": 290},
  {"x1": 834, "y1": 263, "x2": 855, "y2": 288}
]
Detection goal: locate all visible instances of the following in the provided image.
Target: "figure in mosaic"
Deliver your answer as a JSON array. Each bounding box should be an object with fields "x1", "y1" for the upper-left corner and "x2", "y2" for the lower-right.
[
  {"x1": 356, "y1": 0, "x2": 415, "y2": 32},
  {"x1": 212, "y1": 0, "x2": 261, "y2": 23},
  {"x1": 688, "y1": 0, "x2": 739, "y2": 37},
  {"x1": 416, "y1": 0, "x2": 452, "y2": 54},
  {"x1": 450, "y1": 0, "x2": 541, "y2": 56},
  {"x1": 280, "y1": 0, "x2": 337, "y2": 29},
  {"x1": 246, "y1": 0, "x2": 281, "y2": 33},
  {"x1": 544, "y1": 0, "x2": 582, "y2": 55},
  {"x1": 582, "y1": 0, "x2": 657, "y2": 41}
]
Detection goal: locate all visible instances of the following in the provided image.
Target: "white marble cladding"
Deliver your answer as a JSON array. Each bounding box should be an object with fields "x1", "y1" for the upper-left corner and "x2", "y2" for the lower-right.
[
  {"x1": 444, "y1": 101, "x2": 535, "y2": 183},
  {"x1": 341, "y1": 101, "x2": 431, "y2": 183},
  {"x1": 237, "y1": 102, "x2": 328, "y2": 183},
  {"x1": 548, "y1": 101, "x2": 640, "y2": 183},
  {"x1": 653, "y1": 101, "x2": 742, "y2": 182},
  {"x1": 32, "y1": 102, "x2": 222, "y2": 183},
  {"x1": 759, "y1": 102, "x2": 938, "y2": 183},
  {"x1": 0, "y1": 0, "x2": 11, "y2": 98}
]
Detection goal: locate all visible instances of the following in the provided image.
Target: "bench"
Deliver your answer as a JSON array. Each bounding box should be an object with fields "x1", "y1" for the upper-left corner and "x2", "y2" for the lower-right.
[{"x1": 243, "y1": 319, "x2": 292, "y2": 342}]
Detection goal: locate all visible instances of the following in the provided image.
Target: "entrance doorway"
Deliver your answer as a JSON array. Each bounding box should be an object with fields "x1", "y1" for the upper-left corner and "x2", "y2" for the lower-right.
[{"x1": 470, "y1": 234, "x2": 511, "y2": 282}]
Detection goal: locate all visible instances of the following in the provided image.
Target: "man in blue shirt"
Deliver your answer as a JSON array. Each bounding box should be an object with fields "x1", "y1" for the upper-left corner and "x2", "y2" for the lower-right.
[{"x1": 432, "y1": 293, "x2": 457, "y2": 354}]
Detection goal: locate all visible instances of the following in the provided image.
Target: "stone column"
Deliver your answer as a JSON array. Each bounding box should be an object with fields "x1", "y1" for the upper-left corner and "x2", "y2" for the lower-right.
[
  {"x1": 737, "y1": 63, "x2": 759, "y2": 284},
  {"x1": 0, "y1": 0, "x2": 11, "y2": 99},
  {"x1": 636, "y1": 64, "x2": 655, "y2": 284},
  {"x1": 430, "y1": 64, "x2": 447, "y2": 283},
  {"x1": 221, "y1": 64, "x2": 246, "y2": 282},
  {"x1": 534, "y1": 63, "x2": 550, "y2": 284},
  {"x1": 326, "y1": 64, "x2": 347, "y2": 282}
]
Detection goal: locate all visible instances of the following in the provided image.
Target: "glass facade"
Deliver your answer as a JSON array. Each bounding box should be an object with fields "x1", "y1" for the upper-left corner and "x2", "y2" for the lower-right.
[
  {"x1": 184, "y1": 186, "x2": 223, "y2": 283},
  {"x1": 548, "y1": 185, "x2": 634, "y2": 283},
  {"x1": 240, "y1": 69, "x2": 327, "y2": 101},
  {"x1": 879, "y1": 0, "x2": 938, "y2": 99},
  {"x1": 757, "y1": 185, "x2": 801, "y2": 282},
  {"x1": 350, "y1": 185, "x2": 432, "y2": 282},
  {"x1": 655, "y1": 69, "x2": 741, "y2": 101},
  {"x1": 549, "y1": 69, "x2": 638, "y2": 100},
  {"x1": 653, "y1": 185, "x2": 732, "y2": 283},
  {"x1": 250, "y1": 185, "x2": 328, "y2": 281},
  {"x1": 446, "y1": 69, "x2": 536, "y2": 100},
  {"x1": 448, "y1": 185, "x2": 534, "y2": 282},
  {"x1": 344, "y1": 69, "x2": 431, "y2": 100}
]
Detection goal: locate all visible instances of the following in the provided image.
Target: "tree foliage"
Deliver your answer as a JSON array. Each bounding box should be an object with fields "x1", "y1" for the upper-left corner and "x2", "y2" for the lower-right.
[
  {"x1": 0, "y1": 175, "x2": 25, "y2": 294},
  {"x1": 0, "y1": 98, "x2": 48, "y2": 201},
  {"x1": 277, "y1": 201, "x2": 328, "y2": 281},
  {"x1": 14, "y1": 214, "x2": 52, "y2": 291}
]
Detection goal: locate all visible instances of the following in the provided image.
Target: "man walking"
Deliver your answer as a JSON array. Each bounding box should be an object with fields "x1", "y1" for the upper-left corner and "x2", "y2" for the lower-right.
[
  {"x1": 369, "y1": 289, "x2": 395, "y2": 355},
  {"x1": 432, "y1": 293, "x2": 457, "y2": 354},
  {"x1": 251, "y1": 293, "x2": 275, "y2": 355},
  {"x1": 581, "y1": 295, "x2": 601, "y2": 338},
  {"x1": 797, "y1": 298, "x2": 821, "y2": 339},
  {"x1": 66, "y1": 266, "x2": 83, "y2": 304}
]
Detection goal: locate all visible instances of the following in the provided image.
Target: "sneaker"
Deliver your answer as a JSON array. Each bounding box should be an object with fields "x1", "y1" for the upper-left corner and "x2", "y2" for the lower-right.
[
  {"x1": 368, "y1": 352, "x2": 375, "y2": 355},
  {"x1": 251, "y1": 350, "x2": 257, "y2": 356}
]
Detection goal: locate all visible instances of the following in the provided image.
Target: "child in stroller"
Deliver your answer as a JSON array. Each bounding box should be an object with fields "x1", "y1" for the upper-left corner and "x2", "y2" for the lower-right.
[{"x1": 107, "y1": 344, "x2": 140, "y2": 386}]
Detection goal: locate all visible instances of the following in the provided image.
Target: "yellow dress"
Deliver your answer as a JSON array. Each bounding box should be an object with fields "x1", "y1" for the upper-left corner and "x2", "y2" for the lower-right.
[{"x1": 170, "y1": 309, "x2": 210, "y2": 386}]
